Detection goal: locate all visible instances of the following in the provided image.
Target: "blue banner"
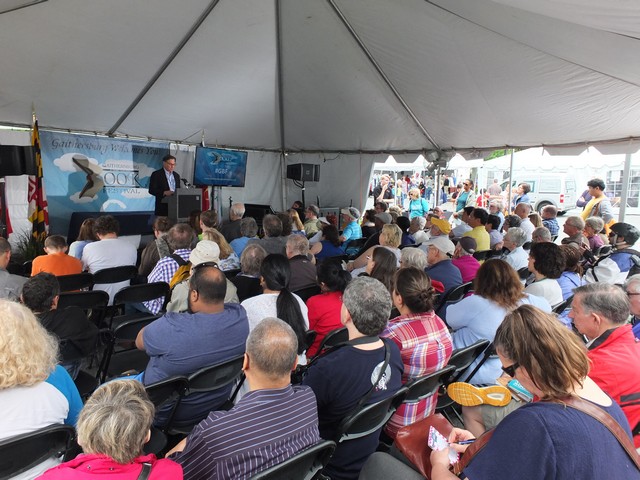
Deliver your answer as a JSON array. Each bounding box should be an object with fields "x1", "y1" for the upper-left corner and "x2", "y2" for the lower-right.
[{"x1": 40, "y1": 131, "x2": 169, "y2": 235}]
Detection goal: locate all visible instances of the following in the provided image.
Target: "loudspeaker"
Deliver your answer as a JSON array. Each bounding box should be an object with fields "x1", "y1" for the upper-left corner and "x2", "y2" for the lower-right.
[{"x1": 286, "y1": 163, "x2": 320, "y2": 182}]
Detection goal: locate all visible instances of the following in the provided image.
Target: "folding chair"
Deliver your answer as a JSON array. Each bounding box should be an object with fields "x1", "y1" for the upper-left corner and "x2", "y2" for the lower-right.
[
  {"x1": 335, "y1": 386, "x2": 409, "y2": 443},
  {"x1": 435, "y1": 339, "x2": 491, "y2": 423},
  {"x1": 293, "y1": 285, "x2": 321, "y2": 303},
  {"x1": 303, "y1": 330, "x2": 317, "y2": 353},
  {"x1": 0, "y1": 424, "x2": 75, "y2": 479},
  {"x1": 472, "y1": 250, "x2": 492, "y2": 261},
  {"x1": 314, "y1": 327, "x2": 349, "y2": 357},
  {"x1": 403, "y1": 365, "x2": 456, "y2": 407},
  {"x1": 553, "y1": 294, "x2": 574, "y2": 315},
  {"x1": 144, "y1": 376, "x2": 189, "y2": 454},
  {"x1": 57, "y1": 290, "x2": 110, "y2": 327},
  {"x1": 224, "y1": 268, "x2": 241, "y2": 279},
  {"x1": 56, "y1": 272, "x2": 94, "y2": 292},
  {"x1": 517, "y1": 267, "x2": 530, "y2": 281},
  {"x1": 109, "y1": 282, "x2": 170, "y2": 328},
  {"x1": 251, "y1": 440, "x2": 337, "y2": 480},
  {"x1": 92, "y1": 265, "x2": 138, "y2": 286},
  {"x1": 167, "y1": 355, "x2": 245, "y2": 435},
  {"x1": 97, "y1": 317, "x2": 155, "y2": 382},
  {"x1": 434, "y1": 282, "x2": 473, "y2": 318}
]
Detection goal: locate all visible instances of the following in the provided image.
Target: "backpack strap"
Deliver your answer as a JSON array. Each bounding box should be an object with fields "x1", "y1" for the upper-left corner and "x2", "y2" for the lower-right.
[
  {"x1": 137, "y1": 462, "x2": 153, "y2": 480},
  {"x1": 170, "y1": 253, "x2": 188, "y2": 266}
]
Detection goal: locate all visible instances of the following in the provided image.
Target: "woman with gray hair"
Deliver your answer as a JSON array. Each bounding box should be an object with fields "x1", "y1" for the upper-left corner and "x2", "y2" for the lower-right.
[
  {"x1": 584, "y1": 216, "x2": 607, "y2": 251},
  {"x1": 40, "y1": 380, "x2": 183, "y2": 478},
  {"x1": 230, "y1": 243, "x2": 267, "y2": 302}
]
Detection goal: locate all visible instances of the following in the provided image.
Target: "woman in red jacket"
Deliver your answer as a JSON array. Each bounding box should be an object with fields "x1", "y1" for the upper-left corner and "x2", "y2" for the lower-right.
[{"x1": 40, "y1": 380, "x2": 182, "y2": 479}]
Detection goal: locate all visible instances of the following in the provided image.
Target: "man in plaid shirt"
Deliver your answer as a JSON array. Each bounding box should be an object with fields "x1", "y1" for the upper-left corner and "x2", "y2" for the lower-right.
[{"x1": 144, "y1": 223, "x2": 194, "y2": 314}]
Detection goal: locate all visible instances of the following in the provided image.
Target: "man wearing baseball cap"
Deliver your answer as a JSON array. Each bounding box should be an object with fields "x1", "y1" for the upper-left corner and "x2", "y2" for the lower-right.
[
  {"x1": 340, "y1": 207, "x2": 362, "y2": 243},
  {"x1": 166, "y1": 240, "x2": 239, "y2": 312},
  {"x1": 429, "y1": 217, "x2": 451, "y2": 238},
  {"x1": 424, "y1": 236, "x2": 463, "y2": 294}
]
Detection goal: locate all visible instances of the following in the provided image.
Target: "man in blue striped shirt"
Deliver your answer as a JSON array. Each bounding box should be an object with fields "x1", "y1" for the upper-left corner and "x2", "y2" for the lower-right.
[{"x1": 167, "y1": 318, "x2": 320, "y2": 479}]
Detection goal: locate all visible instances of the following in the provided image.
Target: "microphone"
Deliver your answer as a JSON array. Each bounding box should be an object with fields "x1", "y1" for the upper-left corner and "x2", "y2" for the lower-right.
[{"x1": 181, "y1": 178, "x2": 194, "y2": 189}]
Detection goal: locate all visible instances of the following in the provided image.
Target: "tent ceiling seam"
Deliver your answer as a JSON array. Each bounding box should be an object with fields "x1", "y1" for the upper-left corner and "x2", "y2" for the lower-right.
[
  {"x1": 327, "y1": 0, "x2": 441, "y2": 151},
  {"x1": 107, "y1": 0, "x2": 222, "y2": 136},
  {"x1": 5, "y1": 122, "x2": 639, "y2": 156},
  {"x1": 424, "y1": 0, "x2": 640, "y2": 89}
]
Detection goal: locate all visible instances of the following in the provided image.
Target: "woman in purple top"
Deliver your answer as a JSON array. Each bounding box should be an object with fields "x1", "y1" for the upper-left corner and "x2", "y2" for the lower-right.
[{"x1": 451, "y1": 237, "x2": 481, "y2": 283}]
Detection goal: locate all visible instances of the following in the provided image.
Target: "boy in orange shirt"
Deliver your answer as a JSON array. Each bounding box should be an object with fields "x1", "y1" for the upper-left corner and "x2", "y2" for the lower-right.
[{"x1": 32, "y1": 235, "x2": 83, "y2": 276}]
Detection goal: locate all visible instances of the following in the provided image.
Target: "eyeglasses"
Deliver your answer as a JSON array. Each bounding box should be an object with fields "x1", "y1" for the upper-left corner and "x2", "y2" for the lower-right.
[
  {"x1": 463, "y1": 183, "x2": 470, "y2": 186},
  {"x1": 627, "y1": 291, "x2": 640, "y2": 297},
  {"x1": 501, "y1": 362, "x2": 519, "y2": 377}
]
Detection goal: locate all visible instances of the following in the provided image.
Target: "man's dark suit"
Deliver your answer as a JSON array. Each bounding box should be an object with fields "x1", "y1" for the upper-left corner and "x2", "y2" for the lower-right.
[{"x1": 148, "y1": 168, "x2": 180, "y2": 216}]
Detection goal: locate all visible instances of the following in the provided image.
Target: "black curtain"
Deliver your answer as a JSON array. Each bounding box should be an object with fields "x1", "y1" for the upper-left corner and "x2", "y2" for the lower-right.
[{"x1": 0, "y1": 145, "x2": 36, "y2": 176}]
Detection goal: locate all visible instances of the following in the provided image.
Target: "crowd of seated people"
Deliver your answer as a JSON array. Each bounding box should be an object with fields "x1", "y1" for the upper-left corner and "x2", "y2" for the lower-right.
[{"x1": 4, "y1": 181, "x2": 640, "y2": 479}]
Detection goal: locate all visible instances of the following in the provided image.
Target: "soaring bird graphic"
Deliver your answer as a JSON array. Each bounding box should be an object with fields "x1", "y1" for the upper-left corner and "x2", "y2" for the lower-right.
[{"x1": 72, "y1": 154, "x2": 104, "y2": 198}]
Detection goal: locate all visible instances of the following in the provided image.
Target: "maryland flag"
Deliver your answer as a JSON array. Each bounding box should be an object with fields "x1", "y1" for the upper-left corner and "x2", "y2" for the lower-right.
[{"x1": 28, "y1": 118, "x2": 49, "y2": 240}]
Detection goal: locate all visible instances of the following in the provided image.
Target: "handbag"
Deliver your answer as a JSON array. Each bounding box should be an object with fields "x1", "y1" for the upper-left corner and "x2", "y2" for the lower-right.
[{"x1": 394, "y1": 414, "x2": 454, "y2": 479}]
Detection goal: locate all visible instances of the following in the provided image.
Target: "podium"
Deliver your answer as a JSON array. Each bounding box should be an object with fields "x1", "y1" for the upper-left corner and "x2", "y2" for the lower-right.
[{"x1": 164, "y1": 189, "x2": 202, "y2": 223}]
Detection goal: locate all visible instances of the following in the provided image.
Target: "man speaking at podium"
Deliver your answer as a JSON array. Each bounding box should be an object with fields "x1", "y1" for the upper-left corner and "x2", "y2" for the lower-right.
[{"x1": 148, "y1": 154, "x2": 181, "y2": 216}]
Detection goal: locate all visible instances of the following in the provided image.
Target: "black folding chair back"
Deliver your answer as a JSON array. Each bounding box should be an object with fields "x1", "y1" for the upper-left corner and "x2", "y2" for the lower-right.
[
  {"x1": 315, "y1": 327, "x2": 349, "y2": 356},
  {"x1": 186, "y1": 355, "x2": 245, "y2": 395},
  {"x1": 224, "y1": 268, "x2": 241, "y2": 279},
  {"x1": 444, "y1": 339, "x2": 491, "y2": 383},
  {"x1": 293, "y1": 285, "x2": 321, "y2": 303},
  {"x1": 0, "y1": 424, "x2": 75, "y2": 479},
  {"x1": 92, "y1": 265, "x2": 138, "y2": 285},
  {"x1": 553, "y1": 294, "x2": 574, "y2": 315},
  {"x1": 57, "y1": 290, "x2": 109, "y2": 326},
  {"x1": 403, "y1": 365, "x2": 456, "y2": 404},
  {"x1": 434, "y1": 282, "x2": 473, "y2": 317},
  {"x1": 113, "y1": 282, "x2": 170, "y2": 305},
  {"x1": 517, "y1": 267, "x2": 530, "y2": 280},
  {"x1": 57, "y1": 272, "x2": 94, "y2": 292},
  {"x1": 436, "y1": 339, "x2": 491, "y2": 421},
  {"x1": 97, "y1": 317, "x2": 156, "y2": 382},
  {"x1": 472, "y1": 250, "x2": 492, "y2": 261},
  {"x1": 335, "y1": 386, "x2": 408, "y2": 442},
  {"x1": 304, "y1": 330, "x2": 318, "y2": 352},
  {"x1": 251, "y1": 440, "x2": 337, "y2": 480},
  {"x1": 146, "y1": 376, "x2": 189, "y2": 409}
]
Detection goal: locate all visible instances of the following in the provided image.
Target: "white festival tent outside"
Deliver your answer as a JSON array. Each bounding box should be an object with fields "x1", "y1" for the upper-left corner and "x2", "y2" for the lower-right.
[{"x1": 1, "y1": 0, "x2": 640, "y2": 237}]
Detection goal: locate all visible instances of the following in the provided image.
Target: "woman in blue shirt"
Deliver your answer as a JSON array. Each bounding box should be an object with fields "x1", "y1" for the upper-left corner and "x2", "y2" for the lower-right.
[{"x1": 407, "y1": 188, "x2": 429, "y2": 219}]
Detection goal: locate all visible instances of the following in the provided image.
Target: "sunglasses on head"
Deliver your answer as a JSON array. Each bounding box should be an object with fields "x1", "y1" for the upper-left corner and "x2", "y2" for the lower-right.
[
  {"x1": 192, "y1": 261, "x2": 219, "y2": 271},
  {"x1": 501, "y1": 362, "x2": 519, "y2": 378}
]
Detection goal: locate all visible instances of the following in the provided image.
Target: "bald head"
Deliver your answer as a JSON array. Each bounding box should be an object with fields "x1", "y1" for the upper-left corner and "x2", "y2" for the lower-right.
[
  {"x1": 514, "y1": 203, "x2": 531, "y2": 219},
  {"x1": 246, "y1": 318, "x2": 298, "y2": 382}
]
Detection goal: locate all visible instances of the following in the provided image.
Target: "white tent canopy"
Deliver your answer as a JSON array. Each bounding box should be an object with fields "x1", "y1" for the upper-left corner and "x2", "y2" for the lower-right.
[
  {"x1": 0, "y1": 0, "x2": 639, "y2": 155},
  {"x1": 2, "y1": 0, "x2": 640, "y2": 236}
]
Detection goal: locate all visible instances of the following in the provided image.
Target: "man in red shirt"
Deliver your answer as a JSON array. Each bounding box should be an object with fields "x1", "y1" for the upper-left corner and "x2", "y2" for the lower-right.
[{"x1": 569, "y1": 283, "x2": 640, "y2": 447}]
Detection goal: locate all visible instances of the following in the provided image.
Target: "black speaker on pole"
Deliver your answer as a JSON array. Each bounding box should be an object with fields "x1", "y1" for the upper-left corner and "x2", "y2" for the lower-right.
[{"x1": 286, "y1": 163, "x2": 320, "y2": 182}]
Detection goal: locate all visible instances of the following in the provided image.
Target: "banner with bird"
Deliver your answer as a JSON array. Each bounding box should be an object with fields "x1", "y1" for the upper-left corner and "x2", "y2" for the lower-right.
[{"x1": 38, "y1": 130, "x2": 169, "y2": 235}]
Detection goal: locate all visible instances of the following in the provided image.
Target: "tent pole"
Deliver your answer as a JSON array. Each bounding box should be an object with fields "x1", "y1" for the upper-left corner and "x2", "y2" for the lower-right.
[
  {"x1": 107, "y1": 0, "x2": 221, "y2": 136},
  {"x1": 275, "y1": 0, "x2": 288, "y2": 211},
  {"x1": 326, "y1": 0, "x2": 440, "y2": 151},
  {"x1": 507, "y1": 149, "x2": 514, "y2": 214},
  {"x1": 619, "y1": 153, "x2": 632, "y2": 222}
]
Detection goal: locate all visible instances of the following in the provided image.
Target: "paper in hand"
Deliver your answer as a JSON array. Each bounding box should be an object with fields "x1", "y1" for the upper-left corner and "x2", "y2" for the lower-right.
[{"x1": 427, "y1": 425, "x2": 459, "y2": 465}]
